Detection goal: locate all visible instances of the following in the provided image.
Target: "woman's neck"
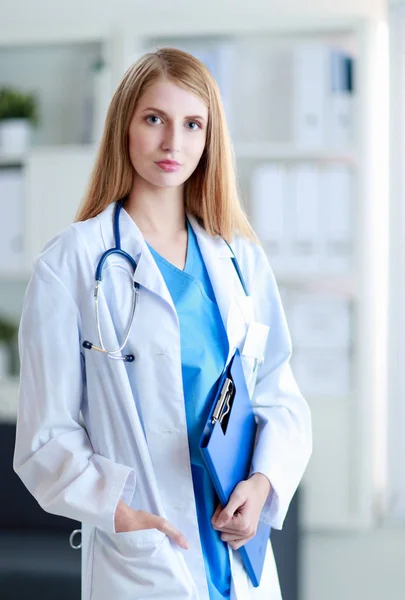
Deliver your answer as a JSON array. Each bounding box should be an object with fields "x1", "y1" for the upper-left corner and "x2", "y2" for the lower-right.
[{"x1": 125, "y1": 177, "x2": 186, "y2": 236}]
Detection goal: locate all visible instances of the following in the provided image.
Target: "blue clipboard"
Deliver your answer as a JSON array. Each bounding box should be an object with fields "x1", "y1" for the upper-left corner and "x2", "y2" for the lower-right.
[{"x1": 199, "y1": 348, "x2": 272, "y2": 588}]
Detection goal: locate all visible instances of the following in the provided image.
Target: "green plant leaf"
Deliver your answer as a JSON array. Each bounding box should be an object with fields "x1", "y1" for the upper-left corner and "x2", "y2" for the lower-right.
[{"x1": 0, "y1": 86, "x2": 39, "y2": 125}]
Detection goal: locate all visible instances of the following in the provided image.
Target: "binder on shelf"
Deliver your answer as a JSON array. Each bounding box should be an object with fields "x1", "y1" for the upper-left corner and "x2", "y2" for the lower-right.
[
  {"x1": 287, "y1": 163, "x2": 321, "y2": 273},
  {"x1": 293, "y1": 42, "x2": 356, "y2": 148},
  {"x1": 328, "y1": 50, "x2": 355, "y2": 147},
  {"x1": 288, "y1": 291, "x2": 353, "y2": 397},
  {"x1": 0, "y1": 169, "x2": 24, "y2": 273},
  {"x1": 250, "y1": 163, "x2": 287, "y2": 271},
  {"x1": 327, "y1": 50, "x2": 354, "y2": 148},
  {"x1": 320, "y1": 164, "x2": 353, "y2": 273},
  {"x1": 293, "y1": 42, "x2": 328, "y2": 147}
]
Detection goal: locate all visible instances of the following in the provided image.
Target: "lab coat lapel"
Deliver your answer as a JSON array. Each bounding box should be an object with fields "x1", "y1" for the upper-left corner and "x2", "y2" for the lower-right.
[
  {"x1": 186, "y1": 212, "x2": 241, "y2": 353},
  {"x1": 97, "y1": 202, "x2": 242, "y2": 345},
  {"x1": 97, "y1": 202, "x2": 176, "y2": 313}
]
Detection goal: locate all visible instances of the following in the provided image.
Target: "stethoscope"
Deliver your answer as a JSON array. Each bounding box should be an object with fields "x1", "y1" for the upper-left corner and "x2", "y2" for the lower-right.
[
  {"x1": 82, "y1": 198, "x2": 138, "y2": 362},
  {"x1": 70, "y1": 198, "x2": 250, "y2": 550},
  {"x1": 81, "y1": 198, "x2": 249, "y2": 364}
]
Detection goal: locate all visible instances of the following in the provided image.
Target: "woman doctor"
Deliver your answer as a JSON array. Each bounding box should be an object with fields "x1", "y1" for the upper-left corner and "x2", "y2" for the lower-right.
[{"x1": 13, "y1": 47, "x2": 312, "y2": 600}]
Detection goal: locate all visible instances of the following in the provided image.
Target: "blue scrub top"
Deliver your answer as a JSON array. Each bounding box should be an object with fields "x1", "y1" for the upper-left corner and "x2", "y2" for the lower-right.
[{"x1": 146, "y1": 219, "x2": 232, "y2": 600}]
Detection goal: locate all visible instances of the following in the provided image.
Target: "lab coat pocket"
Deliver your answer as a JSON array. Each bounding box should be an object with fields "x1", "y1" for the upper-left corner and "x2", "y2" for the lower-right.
[
  {"x1": 113, "y1": 527, "x2": 168, "y2": 557},
  {"x1": 92, "y1": 527, "x2": 197, "y2": 599},
  {"x1": 240, "y1": 321, "x2": 270, "y2": 398}
]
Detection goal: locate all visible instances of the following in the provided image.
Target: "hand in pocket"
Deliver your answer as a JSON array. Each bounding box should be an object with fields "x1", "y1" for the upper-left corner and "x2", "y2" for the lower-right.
[{"x1": 114, "y1": 500, "x2": 190, "y2": 550}]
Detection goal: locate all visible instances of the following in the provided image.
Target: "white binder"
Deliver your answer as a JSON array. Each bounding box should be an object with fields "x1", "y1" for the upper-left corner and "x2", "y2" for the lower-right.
[
  {"x1": 250, "y1": 163, "x2": 287, "y2": 272},
  {"x1": 287, "y1": 163, "x2": 321, "y2": 273},
  {"x1": 293, "y1": 42, "x2": 329, "y2": 147},
  {"x1": 327, "y1": 49, "x2": 354, "y2": 147},
  {"x1": 320, "y1": 164, "x2": 353, "y2": 273}
]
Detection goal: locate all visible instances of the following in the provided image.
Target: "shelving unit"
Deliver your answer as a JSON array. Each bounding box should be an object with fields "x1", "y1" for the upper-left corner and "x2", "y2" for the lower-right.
[
  {"x1": 0, "y1": 17, "x2": 389, "y2": 532},
  {"x1": 233, "y1": 142, "x2": 358, "y2": 162}
]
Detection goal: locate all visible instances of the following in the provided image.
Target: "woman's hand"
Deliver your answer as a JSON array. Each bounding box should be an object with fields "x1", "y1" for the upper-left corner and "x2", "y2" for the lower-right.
[
  {"x1": 211, "y1": 473, "x2": 271, "y2": 550},
  {"x1": 114, "y1": 499, "x2": 190, "y2": 550}
]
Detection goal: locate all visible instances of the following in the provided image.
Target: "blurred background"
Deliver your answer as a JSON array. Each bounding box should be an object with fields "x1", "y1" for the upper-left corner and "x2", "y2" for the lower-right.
[{"x1": 0, "y1": 0, "x2": 404, "y2": 599}]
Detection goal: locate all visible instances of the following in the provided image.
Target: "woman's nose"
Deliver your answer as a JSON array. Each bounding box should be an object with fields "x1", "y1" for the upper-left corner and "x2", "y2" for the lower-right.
[{"x1": 161, "y1": 123, "x2": 182, "y2": 152}]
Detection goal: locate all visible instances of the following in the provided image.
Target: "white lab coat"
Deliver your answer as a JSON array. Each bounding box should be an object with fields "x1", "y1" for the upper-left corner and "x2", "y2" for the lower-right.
[{"x1": 13, "y1": 201, "x2": 312, "y2": 600}]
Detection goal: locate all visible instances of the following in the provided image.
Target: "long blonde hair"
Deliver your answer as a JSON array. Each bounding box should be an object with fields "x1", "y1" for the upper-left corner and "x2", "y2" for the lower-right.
[{"x1": 75, "y1": 47, "x2": 259, "y2": 244}]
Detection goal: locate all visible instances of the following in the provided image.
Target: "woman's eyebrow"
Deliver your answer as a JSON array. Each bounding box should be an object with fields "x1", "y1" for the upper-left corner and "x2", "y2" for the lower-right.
[{"x1": 141, "y1": 106, "x2": 206, "y2": 122}]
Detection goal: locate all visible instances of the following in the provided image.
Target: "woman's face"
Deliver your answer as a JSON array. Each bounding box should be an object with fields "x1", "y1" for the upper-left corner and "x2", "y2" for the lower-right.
[{"x1": 128, "y1": 78, "x2": 209, "y2": 189}]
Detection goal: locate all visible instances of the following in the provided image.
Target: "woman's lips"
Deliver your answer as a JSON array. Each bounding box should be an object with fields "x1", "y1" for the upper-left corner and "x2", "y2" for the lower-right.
[{"x1": 156, "y1": 161, "x2": 181, "y2": 172}]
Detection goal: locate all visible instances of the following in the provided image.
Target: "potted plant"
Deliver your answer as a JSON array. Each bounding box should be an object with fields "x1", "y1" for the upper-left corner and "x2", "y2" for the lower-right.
[
  {"x1": 0, "y1": 316, "x2": 19, "y2": 377},
  {"x1": 0, "y1": 86, "x2": 38, "y2": 155}
]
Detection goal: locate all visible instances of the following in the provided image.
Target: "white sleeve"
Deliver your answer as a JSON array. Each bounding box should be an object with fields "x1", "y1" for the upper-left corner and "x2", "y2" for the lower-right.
[
  {"x1": 248, "y1": 245, "x2": 313, "y2": 530},
  {"x1": 13, "y1": 258, "x2": 136, "y2": 533}
]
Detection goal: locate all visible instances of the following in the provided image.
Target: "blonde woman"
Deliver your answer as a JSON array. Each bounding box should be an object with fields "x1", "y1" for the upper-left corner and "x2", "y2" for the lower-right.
[{"x1": 13, "y1": 48, "x2": 312, "y2": 600}]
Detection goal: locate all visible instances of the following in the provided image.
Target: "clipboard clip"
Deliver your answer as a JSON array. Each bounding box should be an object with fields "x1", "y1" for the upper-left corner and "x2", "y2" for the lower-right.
[{"x1": 211, "y1": 378, "x2": 234, "y2": 426}]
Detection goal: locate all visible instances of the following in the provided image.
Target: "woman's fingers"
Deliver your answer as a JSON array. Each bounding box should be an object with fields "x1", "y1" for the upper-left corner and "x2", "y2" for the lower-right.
[
  {"x1": 219, "y1": 532, "x2": 246, "y2": 542},
  {"x1": 211, "y1": 503, "x2": 222, "y2": 522},
  {"x1": 154, "y1": 516, "x2": 190, "y2": 550},
  {"x1": 212, "y1": 514, "x2": 250, "y2": 535},
  {"x1": 129, "y1": 510, "x2": 190, "y2": 551},
  {"x1": 220, "y1": 531, "x2": 256, "y2": 550},
  {"x1": 212, "y1": 522, "x2": 241, "y2": 534}
]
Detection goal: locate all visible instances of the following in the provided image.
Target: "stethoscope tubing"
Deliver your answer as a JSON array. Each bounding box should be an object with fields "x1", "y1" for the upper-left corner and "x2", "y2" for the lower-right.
[
  {"x1": 82, "y1": 198, "x2": 249, "y2": 362},
  {"x1": 83, "y1": 199, "x2": 138, "y2": 361}
]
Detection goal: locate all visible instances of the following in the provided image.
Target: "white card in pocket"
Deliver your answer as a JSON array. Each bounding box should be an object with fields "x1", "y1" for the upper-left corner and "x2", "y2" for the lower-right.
[{"x1": 241, "y1": 321, "x2": 270, "y2": 360}]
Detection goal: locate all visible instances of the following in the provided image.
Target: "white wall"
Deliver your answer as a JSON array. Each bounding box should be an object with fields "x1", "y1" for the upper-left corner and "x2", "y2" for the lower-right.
[{"x1": 0, "y1": 0, "x2": 386, "y2": 44}]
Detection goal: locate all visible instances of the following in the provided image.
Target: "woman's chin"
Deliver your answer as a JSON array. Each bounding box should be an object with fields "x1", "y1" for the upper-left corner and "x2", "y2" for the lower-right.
[{"x1": 148, "y1": 173, "x2": 187, "y2": 189}]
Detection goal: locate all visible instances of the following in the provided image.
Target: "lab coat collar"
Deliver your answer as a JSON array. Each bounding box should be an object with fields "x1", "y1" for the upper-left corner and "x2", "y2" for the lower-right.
[
  {"x1": 185, "y1": 212, "x2": 238, "y2": 345},
  {"x1": 96, "y1": 201, "x2": 238, "y2": 332},
  {"x1": 97, "y1": 201, "x2": 172, "y2": 311}
]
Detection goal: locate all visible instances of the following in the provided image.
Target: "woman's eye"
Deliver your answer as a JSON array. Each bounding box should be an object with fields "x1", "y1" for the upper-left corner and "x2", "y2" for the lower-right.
[
  {"x1": 146, "y1": 115, "x2": 162, "y2": 125},
  {"x1": 146, "y1": 116, "x2": 201, "y2": 130}
]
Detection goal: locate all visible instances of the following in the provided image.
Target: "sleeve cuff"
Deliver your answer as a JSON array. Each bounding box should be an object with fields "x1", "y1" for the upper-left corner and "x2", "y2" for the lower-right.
[
  {"x1": 249, "y1": 469, "x2": 277, "y2": 526},
  {"x1": 106, "y1": 464, "x2": 137, "y2": 534}
]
